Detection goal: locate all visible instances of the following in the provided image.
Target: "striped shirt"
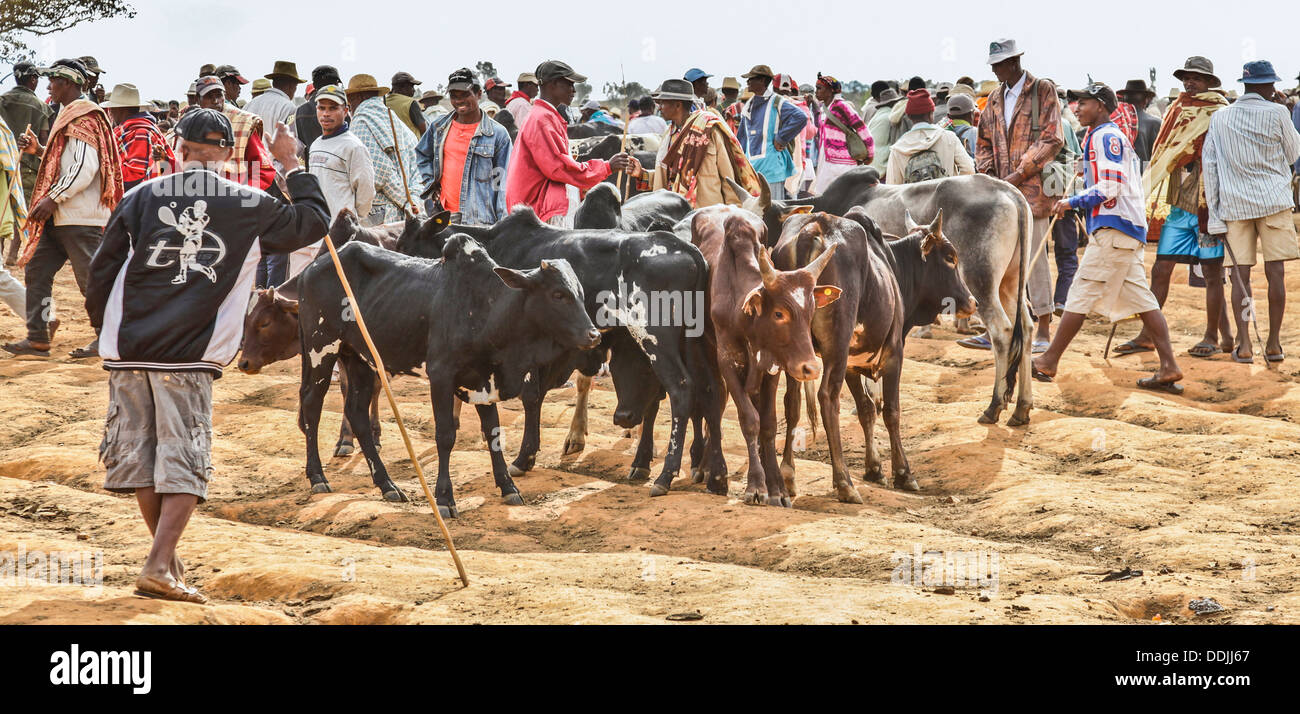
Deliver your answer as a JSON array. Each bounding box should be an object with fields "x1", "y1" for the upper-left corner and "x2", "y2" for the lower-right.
[{"x1": 1201, "y1": 92, "x2": 1300, "y2": 234}]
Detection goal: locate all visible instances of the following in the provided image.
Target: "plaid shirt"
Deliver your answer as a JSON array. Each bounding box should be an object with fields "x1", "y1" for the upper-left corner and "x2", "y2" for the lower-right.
[
  {"x1": 351, "y1": 96, "x2": 426, "y2": 221},
  {"x1": 113, "y1": 113, "x2": 175, "y2": 186},
  {"x1": 975, "y1": 72, "x2": 1064, "y2": 217}
]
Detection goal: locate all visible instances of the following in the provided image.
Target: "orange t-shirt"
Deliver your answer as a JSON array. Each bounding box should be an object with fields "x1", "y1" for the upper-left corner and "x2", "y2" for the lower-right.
[{"x1": 439, "y1": 120, "x2": 480, "y2": 212}]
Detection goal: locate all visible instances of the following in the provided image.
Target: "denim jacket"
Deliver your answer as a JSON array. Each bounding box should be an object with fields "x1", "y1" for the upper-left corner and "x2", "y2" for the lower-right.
[{"x1": 415, "y1": 112, "x2": 512, "y2": 225}]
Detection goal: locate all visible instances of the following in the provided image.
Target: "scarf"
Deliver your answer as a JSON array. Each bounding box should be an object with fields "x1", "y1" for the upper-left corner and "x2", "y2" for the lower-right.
[
  {"x1": 20, "y1": 98, "x2": 123, "y2": 267},
  {"x1": 660, "y1": 110, "x2": 763, "y2": 207},
  {"x1": 1141, "y1": 90, "x2": 1228, "y2": 235},
  {"x1": 1110, "y1": 103, "x2": 1137, "y2": 144},
  {"x1": 507, "y1": 90, "x2": 531, "y2": 105},
  {"x1": 0, "y1": 117, "x2": 29, "y2": 233}
]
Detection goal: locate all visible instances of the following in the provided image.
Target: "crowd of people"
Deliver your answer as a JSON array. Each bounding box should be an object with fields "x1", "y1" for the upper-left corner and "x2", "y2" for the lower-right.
[{"x1": 0, "y1": 40, "x2": 1298, "y2": 602}]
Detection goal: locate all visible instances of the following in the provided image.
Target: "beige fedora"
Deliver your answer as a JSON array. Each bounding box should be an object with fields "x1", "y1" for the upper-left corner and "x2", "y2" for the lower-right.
[
  {"x1": 345, "y1": 73, "x2": 389, "y2": 97},
  {"x1": 265, "y1": 60, "x2": 306, "y2": 83},
  {"x1": 101, "y1": 83, "x2": 148, "y2": 109}
]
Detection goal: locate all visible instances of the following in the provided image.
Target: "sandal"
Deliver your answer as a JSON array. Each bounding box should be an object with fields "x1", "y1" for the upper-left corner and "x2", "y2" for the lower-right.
[
  {"x1": 1136, "y1": 375, "x2": 1185, "y2": 395},
  {"x1": 134, "y1": 573, "x2": 208, "y2": 604},
  {"x1": 1232, "y1": 347, "x2": 1254, "y2": 364},
  {"x1": 1266, "y1": 349, "x2": 1285, "y2": 363},
  {"x1": 957, "y1": 333, "x2": 993, "y2": 350},
  {"x1": 1187, "y1": 341, "x2": 1219, "y2": 359},
  {"x1": 2, "y1": 339, "x2": 50, "y2": 357},
  {"x1": 1112, "y1": 340, "x2": 1153, "y2": 356},
  {"x1": 1032, "y1": 367, "x2": 1054, "y2": 383},
  {"x1": 69, "y1": 338, "x2": 99, "y2": 359}
]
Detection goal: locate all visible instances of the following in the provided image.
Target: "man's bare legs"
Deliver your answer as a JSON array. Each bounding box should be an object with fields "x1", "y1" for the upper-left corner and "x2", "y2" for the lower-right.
[
  {"x1": 1035, "y1": 309, "x2": 1182, "y2": 384},
  {"x1": 1128, "y1": 259, "x2": 1232, "y2": 353},
  {"x1": 1230, "y1": 261, "x2": 1285, "y2": 360},
  {"x1": 136, "y1": 487, "x2": 197, "y2": 585}
]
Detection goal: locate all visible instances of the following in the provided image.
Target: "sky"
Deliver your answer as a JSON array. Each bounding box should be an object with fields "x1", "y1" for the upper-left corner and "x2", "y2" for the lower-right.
[{"x1": 4, "y1": 0, "x2": 1299, "y2": 103}]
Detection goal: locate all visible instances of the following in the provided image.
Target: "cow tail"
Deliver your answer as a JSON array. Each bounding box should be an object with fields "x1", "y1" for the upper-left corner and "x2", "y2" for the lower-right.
[{"x1": 1003, "y1": 197, "x2": 1031, "y2": 400}]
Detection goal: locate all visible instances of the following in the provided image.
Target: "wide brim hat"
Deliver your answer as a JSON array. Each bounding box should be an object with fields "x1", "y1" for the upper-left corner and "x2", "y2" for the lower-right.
[
  {"x1": 651, "y1": 78, "x2": 697, "y2": 103},
  {"x1": 345, "y1": 74, "x2": 389, "y2": 96},
  {"x1": 101, "y1": 83, "x2": 148, "y2": 109},
  {"x1": 721, "y1": 76, "x2": 741, "y2": 90},
  {"x1": 265, "y1": 60, "x2": 306, "y2": 82},
  {"x1": 1118, "y1": 79, "x2": 1155, "y2": 101},
  {"x1": 741, "y1": 64, "x2": 774, "y2": 80},
  {"x1": 1238, "y1": 60, "x2": 1282, "y2": 84},
  {"x1": 1172, "y1": 56, "x2": 1220, "y2": 87},
  {"x1": 876, "y1": 87, "x2": 903, "y2": 106},
  {"x1": 986, "y1": 38, "x2": 1023, "y2": 65}
]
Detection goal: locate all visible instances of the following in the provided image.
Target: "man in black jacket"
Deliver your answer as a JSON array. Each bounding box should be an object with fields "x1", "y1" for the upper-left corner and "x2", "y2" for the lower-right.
[{"x1": 86, "y1": 108, "x2": 329, "y2": 604}]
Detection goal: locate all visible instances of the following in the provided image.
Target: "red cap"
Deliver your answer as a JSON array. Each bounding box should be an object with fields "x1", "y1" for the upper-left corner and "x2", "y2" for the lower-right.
[
  {"x1": 484, "y1": 77, "x2": 511, "y2": 91},
  {"x1": 905, "y1": 88, "x2": 935, "y2": 115}
]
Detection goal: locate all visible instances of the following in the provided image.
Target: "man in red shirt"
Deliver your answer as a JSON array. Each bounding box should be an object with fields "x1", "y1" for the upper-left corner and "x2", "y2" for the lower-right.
[
  {"x1": 103, "y1": 83, "x2": 176, "y2": 191},
  {"x1": 192, "y1": 76, "x2": 276, "y2": 190},
  {"x1": 505, "y1": 60, "x2": 630, "y2": 227}
]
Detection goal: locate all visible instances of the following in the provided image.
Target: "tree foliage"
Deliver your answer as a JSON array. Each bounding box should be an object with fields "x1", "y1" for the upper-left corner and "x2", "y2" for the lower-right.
[
  {"x1": 1, "y1": 0, "x2": 135, "y2": 61},
  {"x1": 600, "y1": 80, "x2": 650, "y2": 108}
]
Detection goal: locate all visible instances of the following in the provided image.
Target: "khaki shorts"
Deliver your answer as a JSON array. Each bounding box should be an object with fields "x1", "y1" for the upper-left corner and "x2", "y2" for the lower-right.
[
  {"x1": 1224, "y1": 209, "x2": 1300, "y2": 267},
  {"x1": 1062, "y1": 228, "x2": 1161, "y2": 323},
  {"x1": 100, "y1": 370, "x2": 214, "y2": 502}
]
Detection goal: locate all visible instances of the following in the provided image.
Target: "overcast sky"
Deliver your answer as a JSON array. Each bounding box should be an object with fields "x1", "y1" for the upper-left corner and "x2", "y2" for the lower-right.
[{"x1": 5, "y1": 0, "x2": 1299, "y2": 103}]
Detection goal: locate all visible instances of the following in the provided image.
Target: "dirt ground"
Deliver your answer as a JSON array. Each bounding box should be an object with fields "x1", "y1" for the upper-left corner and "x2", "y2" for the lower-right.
[{"x1": 2, "y1": 254, "x2": 1299, "y2": 625}]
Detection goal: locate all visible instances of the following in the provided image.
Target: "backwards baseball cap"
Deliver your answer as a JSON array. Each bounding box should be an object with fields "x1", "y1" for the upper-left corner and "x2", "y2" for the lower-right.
[
  {"x1": 37, "y1": 58, "x2": 88, "y2": 86},
  {"x1": 176, "y1": 108, "x2": 234, "y2": 147},
  {"x1": 1067, "y1": 82, "x2": 1118, "y2": 112},
  {"x1": 214, "y1": 64, "x2": 249, "y2": 84},
  {"x1": 195, "y1": 75, "x2": 224, "y2": 97},
  {"x1": 314, "y1": 84, "x2": 348, "y2": 106},
  {"x1": 534, "y1": 60, "x2": 586, "y2": 84},
  {"x1": 447, "y1": 67, "x2": 478, "y2": 92}
]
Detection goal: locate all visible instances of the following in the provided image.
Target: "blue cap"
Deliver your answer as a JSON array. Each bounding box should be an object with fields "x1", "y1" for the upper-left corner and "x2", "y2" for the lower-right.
[
  {"x1": 683, "y1": 68, "x2": 713, "y2": 82},
  {"x1": 1239, "y1": 60, "x2": 1282, "y2": 84}
]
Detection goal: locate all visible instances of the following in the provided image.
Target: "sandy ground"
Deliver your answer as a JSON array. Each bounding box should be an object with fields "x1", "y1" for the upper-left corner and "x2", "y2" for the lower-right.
[{"x1": 2, "y1": 252, "x2": 1299, "y2": 625}]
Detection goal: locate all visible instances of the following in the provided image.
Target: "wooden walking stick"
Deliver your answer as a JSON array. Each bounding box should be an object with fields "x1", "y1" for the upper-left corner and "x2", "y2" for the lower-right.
[
  {"x1": 384, "y1": 104, "x2": 419, "y2": 216},
  {"x1": 617, "y1": 120, "x2": 631, "y2": 203},
  {"x1": 321, "y1": 233, "x2": 469, "y2": 587},
  {"x1": 1219, "y1": 234, "x2": 1271, "y2": 366}
]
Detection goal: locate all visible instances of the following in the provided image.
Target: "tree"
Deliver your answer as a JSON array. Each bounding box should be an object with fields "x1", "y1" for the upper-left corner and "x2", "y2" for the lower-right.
[
  {"x1": 1, "y1": 0, "x2": 135, "y2": 61},
  {"x1": 600, "y1": 80, "x2": 650, "y2": 109},
  {"x1": 475, "y1": 61, "x2": 498, "y2": 83},
  {"x1": 574, "y1": 82, "x2": 592, "y2": 104}
]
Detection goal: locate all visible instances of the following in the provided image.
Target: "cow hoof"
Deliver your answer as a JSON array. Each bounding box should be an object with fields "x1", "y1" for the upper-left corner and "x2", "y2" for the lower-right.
[
  {"x1": 507, "y1": 463, "x2": 526, "y2": 478},
  {"x1": 649, "y1": 483, "x2": 669, "y2": 497},
  {"x1": 562, "y1": 435, "x2": 585, "y2": 456},
  {"x1": 865, "y1": 467, "x2": 887, "y2": 486},
  {"x1": 333, "y1": 443, "x2": 354, "y2": 457},
  {"x1": 894, "y1": 476, "x2": 920, "y2": 492},
  {"x1": 437, "y1": 504, "x2": 459, "y2": 519},
  {"x1": 743, "y1": 490, "x2": 769, "y2": 506},
  {"x1": 773, "y1": 495, "x2": 792, "y2": 508},
  {"x1": 690, "y1": 467, "x2": 706, "y2": 484},
  {"x1": 835, "y1": 484, "x2": 864, "y2": 504},
  {"x1": 1007, "y1": 411, "x2": 1031, "y2": 427},
  {"x1": 310, "y1": 481, "x2": 332, "y2": 494},
  {"x1": 706, "y1": 477, "x2": 729, "y2": 496},
  {"x1": 627, "y1": 467, "x2": 650, "y2": 482},
  {"x1": 381, "y1": 487, "x2": 408, "y2": 503},
  {"x1": 780, "y1": 464, "x2": 797, "y2": 497},
  {"x1": 503, "y1": 492, "x2": 525, "y2": 506}
]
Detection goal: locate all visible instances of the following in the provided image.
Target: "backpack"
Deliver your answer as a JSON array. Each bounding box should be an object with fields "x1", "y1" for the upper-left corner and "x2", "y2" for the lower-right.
[{"x1": 904, "y1": 148, "x2": 947, "y2": 183}]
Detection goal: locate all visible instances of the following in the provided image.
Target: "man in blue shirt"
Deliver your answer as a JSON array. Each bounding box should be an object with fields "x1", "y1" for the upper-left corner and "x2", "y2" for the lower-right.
[{"x1": 735, "y1": 64, "x2": 808, "y2": 200}]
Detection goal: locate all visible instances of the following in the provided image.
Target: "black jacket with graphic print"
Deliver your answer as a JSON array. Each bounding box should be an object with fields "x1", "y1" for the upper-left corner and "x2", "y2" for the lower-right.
[{"x1": 87, "y1": 168, "x2": 329, "y2": 375}]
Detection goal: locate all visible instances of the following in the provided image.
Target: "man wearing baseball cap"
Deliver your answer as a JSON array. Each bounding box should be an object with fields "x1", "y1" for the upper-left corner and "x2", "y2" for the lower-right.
[
  {"x1": 1034, "y1": 83, "x2": 1183, "y2": 394},
  {"x1": 85, "y1": 107, "x2": 329, "y2": 604},
  {"x1": 505, "y1": 60, "x2": 631, "y2": 226},
  {"x1": 385, "y1": 71, "x2": 427, "y2": 137},
  {"x1": 414, "y1": 68, "x2": 512, "y2": 226},
  {"x1": 0, "y1": 61, "x2": 51, "y2": 260},
  {"x1": 295, "y1": 65, "x2": 343, "y2": 165},
  {"x1": 192, "y1": 75, "x2": 277, "y2": 192},
  {"x1": 1202, "y1": 60, "x2": 1300, "y2": 363},
  {"x1": 214, "y1": 64, "x2": 249, "y2": 106},
  {"x1": 4, "y1": 58, "x2": 123, "y2": 359},
  {"x1": 298, "y1": 85, "x2": 375, "y2": 277}
]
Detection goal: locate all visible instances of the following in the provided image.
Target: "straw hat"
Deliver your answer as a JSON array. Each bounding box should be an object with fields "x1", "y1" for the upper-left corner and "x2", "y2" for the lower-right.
[
  {"x1": 345, "y1": 74, "x2": 389, "y2": 97},
  {"x1": 101, "y1": 83, "x2": 148, "y2": 109}
]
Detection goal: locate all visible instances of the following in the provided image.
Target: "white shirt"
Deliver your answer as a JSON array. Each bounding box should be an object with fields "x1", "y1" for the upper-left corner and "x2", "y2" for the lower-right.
[
  {"x1": 506, "y1": 96, "x2": 533, "y2": 131},
  {"x1": 308, "y1": 129, "x2": 376, "y2": 220},
  {"x1": 1003, "y1": 72, "x2": 1026, "y2": 133},
  {"x1": 628, "y1": 115, "x2": 668, "y2": 135},
  {"x1": 243, "y1": 87, "x2": 296, "y2": 140},
  {"x1": 50, "y1": 137, "x2": 108, "y2": 227}
]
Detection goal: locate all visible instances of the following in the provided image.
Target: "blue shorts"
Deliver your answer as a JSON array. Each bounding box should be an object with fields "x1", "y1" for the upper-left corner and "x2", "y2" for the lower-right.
[{"x1": 1156, "y1": 206, "x2": 1223, "y2": 264}]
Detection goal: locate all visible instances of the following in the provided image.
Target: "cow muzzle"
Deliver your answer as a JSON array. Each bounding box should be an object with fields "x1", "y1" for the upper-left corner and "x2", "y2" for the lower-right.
[
  {"x1": 791, "y1": 360, "x2": 822, "y2": 383},
  {"x1": 958, "y1": 295, "x2": 978, "y2": 318},
  {"x1": 580, "y1": 328, "x2": 602, "y2": 350},
  {"x1": 237, "y1": 358, "x2": 260, "y2": 375}
]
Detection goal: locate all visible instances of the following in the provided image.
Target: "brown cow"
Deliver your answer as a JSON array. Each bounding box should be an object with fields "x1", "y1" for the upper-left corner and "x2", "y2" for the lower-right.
[
  {"x1": 775, "y1": 208, "x2": 976, "y2": 498},
  {"x1": 690, "y1": 204, "x2": 841, "y2": 506}
]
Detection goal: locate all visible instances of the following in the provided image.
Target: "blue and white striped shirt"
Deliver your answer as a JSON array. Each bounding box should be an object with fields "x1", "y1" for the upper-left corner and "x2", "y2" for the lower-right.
[{"x1": 1202, "y1": 93, "x2": 1300, "y2": 235}]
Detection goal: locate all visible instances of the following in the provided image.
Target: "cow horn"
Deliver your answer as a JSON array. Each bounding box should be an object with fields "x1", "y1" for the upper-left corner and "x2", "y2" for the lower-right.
[
  {"x1": 757, "y1": 245, "x2": 780, "y2": 291},
  {"x1": 724, "y1": 176, "x2": 752, "y2": 206},
  {"x1": 904, "y1": 209, "x2": 920, "y2": 234},
  {"x1": 803, "y1": 241, "x2": 839, "y2": 280},
  {"x1": 929, "y1": 207, "x2": 944, "y2": 236}
]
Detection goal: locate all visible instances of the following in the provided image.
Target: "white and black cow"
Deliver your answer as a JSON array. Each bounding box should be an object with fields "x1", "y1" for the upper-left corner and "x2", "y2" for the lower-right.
[{"x1": 295, "y1": 236, "x2": 600, "y2": 516}]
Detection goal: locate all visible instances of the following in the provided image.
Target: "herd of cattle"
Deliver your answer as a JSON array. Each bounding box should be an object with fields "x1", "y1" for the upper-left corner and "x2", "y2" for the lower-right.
[{"x1": 238, "y1": 167, "x2": 1032, "y2": 518}]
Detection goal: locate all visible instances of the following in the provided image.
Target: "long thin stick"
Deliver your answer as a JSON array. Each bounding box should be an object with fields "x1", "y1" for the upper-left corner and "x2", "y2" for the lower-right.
[
  {"x1": 385, "y1": 104, "x2": 418, "y2": 215},
  {"x1": 1220, "y1": 234, "x2": 1270, "y2": 366},
  {"x1": 617, "y1": 121, "x2": 630, "y2": 203},
  {"x1": 322, "y1": 234, "x2": 469, "y2": 587}
]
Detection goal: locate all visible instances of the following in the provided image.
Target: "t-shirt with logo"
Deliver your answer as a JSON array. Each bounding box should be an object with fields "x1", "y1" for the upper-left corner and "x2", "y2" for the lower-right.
[{"x1": 439, "y1": 120, "x2": 479, "y2": 212}]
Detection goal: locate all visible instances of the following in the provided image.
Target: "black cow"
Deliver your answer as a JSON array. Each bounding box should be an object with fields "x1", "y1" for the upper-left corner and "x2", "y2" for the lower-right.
[
  {"x1": 295, "y1": 236, "x2": 600, "y2": 515},
  {"x1": 398, "y1": 207, "x2": 710, "y2": 497},
  {"x1": 774, "y1": 209, "x2": 976, "y2": 497},
  {"x1": 573, "y1": 183, "x2": 691, "y2": 232},
  {"x1": 567, "y1": 122, "x2": 624, "y2": 139}
]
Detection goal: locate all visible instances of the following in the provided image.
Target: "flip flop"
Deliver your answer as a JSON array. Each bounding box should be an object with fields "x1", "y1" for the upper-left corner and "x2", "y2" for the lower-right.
[
  {"x1": 1112, "y1": 340, "x2": 1154, "y2": 356},
  {"x1": 1266, "y1": 350, "x2": 1285, "y2": 363},
  {"x1": 1187, "y1": 341, "x2": 1219, "y2": 359},
  {"x1": 68, "y1": 346, "x2": 98, "y2": 359},
  {"x1": 957, "y1": 333, "x2": 993, "y2": 350},
  {"x1": 1032, "y1": 367, "x2": 1054, "y2": 383},
  {"x1": 1032, "y1": 339, "x2": 1050, "y2": 354},
  {"x1": 134, "y1": 574, "x2": 209, "y2": 604},
  {"x1": 1232, "y1": 347, "x2": 1254, "y2": 364},
  {"x1": 1136, "y1": 376, "x2": 1185, "y2": 395},
  {"x1": 2, "y1": 339, "x2": 50, "y2": 357}
]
